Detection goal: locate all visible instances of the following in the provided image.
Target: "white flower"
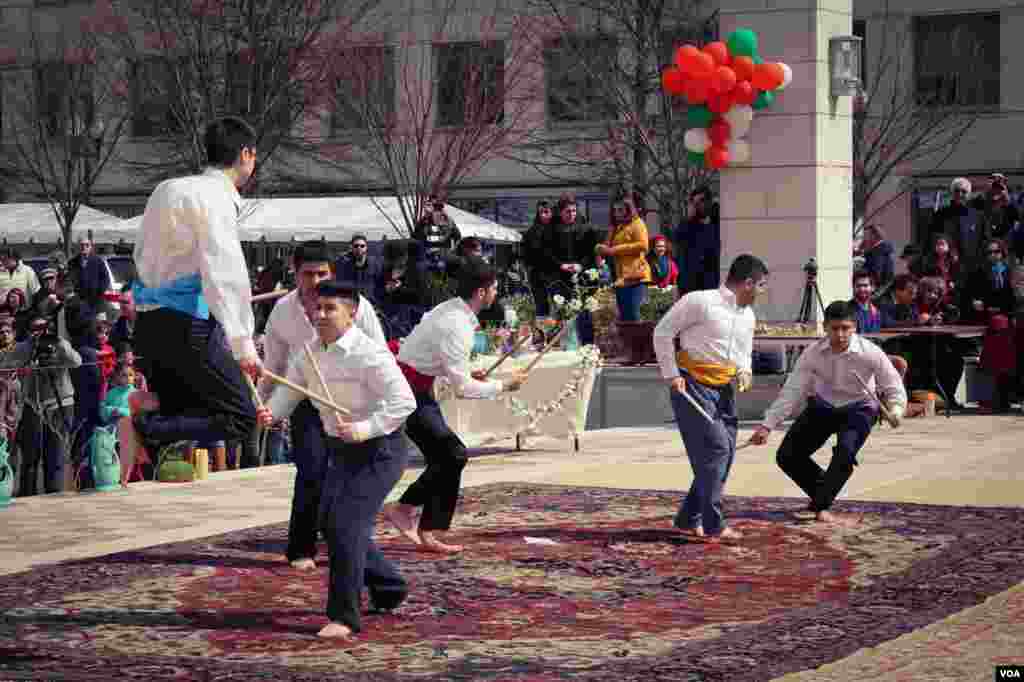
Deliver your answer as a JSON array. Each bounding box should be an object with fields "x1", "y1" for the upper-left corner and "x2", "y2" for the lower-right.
[
  {"x1": 569, "y1": 298, "x2": 583, "y2": 312},
  {"x1": 585, "y1": 268, "x2": 599, "y2": 281},
  {"x1": 553, "y1": 294, "x2": 566, "y2": 306}
]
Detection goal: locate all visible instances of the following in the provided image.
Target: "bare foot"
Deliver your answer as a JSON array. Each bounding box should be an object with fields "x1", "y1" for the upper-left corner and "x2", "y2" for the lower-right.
[
  {"x1": 317, "y1": 622, "x2": 352, "y2": 639},
  {"x1": 708, "y1": 527, "x2": 743, "y2": 543},
  {"x1": 289, "y1": 557, "x2": 316, "y2": 571},
  {"x1": 419, "y1": 531, "x2": 464, "y2": 554},
  {"x1": 383, "y1": 504, "x2": 422, "y2": 545}
]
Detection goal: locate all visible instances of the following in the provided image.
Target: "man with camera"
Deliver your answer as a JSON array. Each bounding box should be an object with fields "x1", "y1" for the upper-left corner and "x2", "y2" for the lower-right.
[
  {"x1": 0, "y1": 317, "x2": 81, "y2": 495},
  {"x1": 413, "y1": 195, "x2": 461, "y2": 273}
]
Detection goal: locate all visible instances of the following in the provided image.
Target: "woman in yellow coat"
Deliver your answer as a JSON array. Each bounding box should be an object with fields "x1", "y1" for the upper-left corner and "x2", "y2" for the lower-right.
[{"x1": 596, "y1": 192, "x2": 652, "y2": 321}]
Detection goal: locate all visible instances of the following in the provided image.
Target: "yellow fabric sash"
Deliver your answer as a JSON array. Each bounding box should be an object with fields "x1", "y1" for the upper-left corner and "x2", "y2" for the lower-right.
[{"x1": 676, "y1": 350, "x2": 737, "y2": 387}]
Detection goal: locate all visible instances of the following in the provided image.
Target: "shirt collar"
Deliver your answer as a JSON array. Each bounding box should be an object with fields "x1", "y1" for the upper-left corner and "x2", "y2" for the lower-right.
[
  {"x1": 324, "y1": 324, "x2": 359, "y2": 354},
  {"x1": 453, "y1": 296, "x2": 481, "y2": 328},
  {"x1": 203, "y1": 167, "x2": 243, "y2": 213},
  {"x1": 718, "y1": 286, "x2": 738, "y2": 306},
  {"x1": 818, "y1": 334, "x2": 866, "y2": 355}
]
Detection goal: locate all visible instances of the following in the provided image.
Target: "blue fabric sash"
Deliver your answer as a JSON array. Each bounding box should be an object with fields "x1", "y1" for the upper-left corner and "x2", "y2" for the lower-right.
[{"x1": 132, "y1": 273, "x2": 209, "y2": 320}]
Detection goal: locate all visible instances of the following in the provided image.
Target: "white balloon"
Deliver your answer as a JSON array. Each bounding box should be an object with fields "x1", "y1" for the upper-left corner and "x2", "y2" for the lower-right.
[
  {"x1": 723, "y1": 105, "x2": 754, "y2": 138},
  {"x1": 778, "y1": 63, "x2": 793, "y2": 90},
  {"x1": 683, "y1": 128, "x2": 711, "y2": 153},
  {"x1": 727, "y1": 139, "x2": 751, "y2": 164}
]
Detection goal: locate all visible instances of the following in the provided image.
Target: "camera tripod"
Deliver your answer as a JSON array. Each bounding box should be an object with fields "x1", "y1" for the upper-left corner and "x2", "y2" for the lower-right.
[{"x1": 795, "y1": 272, "x2": 826, "y2": 324}]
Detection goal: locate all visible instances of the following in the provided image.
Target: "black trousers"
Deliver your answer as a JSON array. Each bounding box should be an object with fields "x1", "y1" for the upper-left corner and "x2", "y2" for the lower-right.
[
  {"x1": 776, "y1": 396, "x2": 877, "y2": 512},
  {"x1": 286, "y1": 399, "x2": 327, "y2": 562},
  {"x1": 17, "y1": 406, "x2": 67, "y2": 495},
  {"x1": 398, "y1": 390, "x2": 468, "y2": 531},
  {"x1": 133, "y1": 308, "x2": 256, "y2": 445},
  {"x1": 322, "y1": 432, "x2": 408, "y2": 632}
]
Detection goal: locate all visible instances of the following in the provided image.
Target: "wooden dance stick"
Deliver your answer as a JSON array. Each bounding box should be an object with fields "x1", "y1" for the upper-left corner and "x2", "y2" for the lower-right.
[
  {"x1": 261, "y1": 368, "x2": 351, "y2": 417},
  {"x1": 251, "y1": 289, "x2": 291, "y2": 304},
  {"x1": 245, "y1": 373, "x2": 264, "y2": 409},
  {"x1": 676, "y1": 383, "x2": 715, "y2": 425},
  {"x1": 481, "y1": 331, "x2": 533, "y2": 378},
  {"x1": 304, "y1": 342, "x2": 347, "y2": 427},
  {"x1": 521, "y1": 323, "x2": 569, "y2": 375},
  {"x1": 851, "y1": 372, "x2": 899, "y2": 427}
]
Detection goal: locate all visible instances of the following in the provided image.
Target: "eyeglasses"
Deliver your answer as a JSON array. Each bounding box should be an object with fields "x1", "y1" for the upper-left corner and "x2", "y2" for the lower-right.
[{"x1": 352, "y1": 244, "x2": 367, "y2": 250}]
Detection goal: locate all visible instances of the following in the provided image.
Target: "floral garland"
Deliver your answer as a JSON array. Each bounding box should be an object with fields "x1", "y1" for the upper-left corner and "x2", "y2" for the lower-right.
[{"x1": 507, "y1": 344, "x2": 602, "y2": 436}]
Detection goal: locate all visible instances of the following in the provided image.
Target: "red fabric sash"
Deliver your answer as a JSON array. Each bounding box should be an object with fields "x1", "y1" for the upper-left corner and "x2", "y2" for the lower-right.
[{"x1": 388, "y1": 340, "x2": 436, "y2": 394}]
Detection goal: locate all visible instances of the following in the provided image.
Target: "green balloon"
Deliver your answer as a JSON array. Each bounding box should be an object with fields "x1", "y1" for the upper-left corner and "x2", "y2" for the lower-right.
[
  {"x1": 726, "y1": 28, "x2": 759, "y2": 58},
  {"x1": 686, "y1": 105, "x2": 714, "y2": 128},
  {"x1": 686, "y1": 150, "x2": 706, "y2": 165},
  {"x1": 752, "y1": 90, "x2": 775, "y2": 110}
]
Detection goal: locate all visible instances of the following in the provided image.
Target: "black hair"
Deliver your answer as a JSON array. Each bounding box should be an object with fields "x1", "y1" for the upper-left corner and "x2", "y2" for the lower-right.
[
  {"x1": 725, "y1": 254, "x2": 769, "y2": 284},
  {"x1": 315, "y1": 280, "x2": 359, "y2": 303},
  {"x1": 456, "y1": 256, "x2": 497, "y2": 300},
  {"x1": 892, "y1": 273, "x2": 918, "y2": 292},
  {"x1": 115, "y1": 342, "x2": 134, "y2": 356},
  {"x1": 351, "y1": 233, "x2": 368, "y2": 244},
  {"x1": 690, "y1": 185, "x2": 713, "y2": 202},
  {"x1": 852, "y1": 269, "x2": 875, "y2": 286},
  {"x1": 824, "y1": 300, "x2": 856, "y2": 322},
  {"x1": 293, "y1": 241, "x2": 332, "y2": 269},
  {"x1": 204, "y1": 116, "x2": 257, "y2": 168},
  {"x1": 5, "y1": 247, "x2": 20, "y2": 260}
]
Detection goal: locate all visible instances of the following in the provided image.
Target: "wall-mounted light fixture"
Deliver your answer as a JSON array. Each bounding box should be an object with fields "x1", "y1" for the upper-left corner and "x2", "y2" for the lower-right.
[{"x1": 829, "y1": 35, "x2": 863, "y2": 99}]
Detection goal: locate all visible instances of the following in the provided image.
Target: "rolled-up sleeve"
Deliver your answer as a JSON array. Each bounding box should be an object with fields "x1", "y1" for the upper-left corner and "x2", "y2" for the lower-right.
[
  {"x1": 441, "y1": 328, "x2": 502, "y2": 399},
  {"x1": 762, "y1": 349, "x2": 813, "y2": 430},
  {"x1": 266, "y1": 356, "x2": 306, "y2": 422},
  {"x1": 193, "y1": 194, "x2": 256, "y2": 361},
  {"x1": 259, "y1": 307, "x2": 289, "y2": 403},
  {"x1": 874, "y1": 348, "x2": 908, "y2": 416}
]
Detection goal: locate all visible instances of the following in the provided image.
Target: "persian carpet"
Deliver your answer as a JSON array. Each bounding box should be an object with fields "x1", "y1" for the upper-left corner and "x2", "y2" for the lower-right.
[{"x1": 2, "y1": 483, "x2": 1024, "y2": 681}]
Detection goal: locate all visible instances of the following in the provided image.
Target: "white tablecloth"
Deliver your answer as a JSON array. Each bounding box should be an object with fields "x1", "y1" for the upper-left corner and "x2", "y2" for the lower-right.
[{"x1": 439, "y1": 350, "x2": 601, "y2": 450}]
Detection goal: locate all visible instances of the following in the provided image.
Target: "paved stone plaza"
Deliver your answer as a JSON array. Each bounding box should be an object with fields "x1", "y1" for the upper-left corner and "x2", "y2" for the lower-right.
[{"x1": 2, "y1": 414, "x2": 1023, "y2": 680}]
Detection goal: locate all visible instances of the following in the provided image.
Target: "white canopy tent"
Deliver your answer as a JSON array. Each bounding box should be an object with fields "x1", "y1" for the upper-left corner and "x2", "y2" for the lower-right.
[
  {"x1": 112, "y1": 196, "x2": 522, "y2": 244},
  {"x1": 0, "y1": 203, "x2": 125, "y2": 244}
]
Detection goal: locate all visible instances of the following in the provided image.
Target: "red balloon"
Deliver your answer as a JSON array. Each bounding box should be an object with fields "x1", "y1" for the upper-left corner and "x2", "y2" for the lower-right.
[
  {"x1": 752, "y1": 62, "x2": 785, "y2": 91},
  {"x1": 733, "y1": 80, "x2": 756, "y2": 105},
  {"x1": 732, "y1": 55, "x2": 755, "y2": 82},
  {"x1": 675, "y1": 44, "x2": 700, "y2": 68},
  {"x1": 704, "y1": 41, "x2": 731, "y2": 66},
  {"x1": 707, "y1": 91, "x2": 734, "y2": 114},
  {"x1": 709, "y1": 119, "x2": 731, "y2": 146},
  {"x1": 680, "y1": 49, "x2": 715, "y2": 78},
  {"x1": 683, "y1": 78, "x2": 711, "y2": 104},
  {"x1": 712, "y1": 66, "x2": 737, "y2": 94},
  {"x1": 706, "y1": 145, "x2": 730, "y2": 169},
  {"x1": 661, "y1": 67, "x2": 687, "y2": 95}
]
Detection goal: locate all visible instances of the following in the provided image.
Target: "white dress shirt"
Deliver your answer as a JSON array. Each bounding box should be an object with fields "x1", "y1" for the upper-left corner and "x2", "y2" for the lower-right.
[
  {"x1": 653, "y1": 286, "x2": 756, "y2": 381},
  {"x1": 762, "y1": 334, "x2": 908, "y2": 431},
  {"x1": 266, "y1": 325, "x2": 415, "y2": 442},
  {"x1": 397, "y1": 297, "x2": 503, "y2": 399},
  {"x1": 259, "y1": 290, "x2": 386, "y2": 402},
  {"x1": 133, "y1": 167, "x2": 256, "y2": 361}
]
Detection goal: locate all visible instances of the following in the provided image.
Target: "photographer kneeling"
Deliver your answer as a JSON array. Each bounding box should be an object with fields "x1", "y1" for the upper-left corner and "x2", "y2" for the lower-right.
[{"x1": 1, "y1": 317, "x2": 81, "y2": 495}]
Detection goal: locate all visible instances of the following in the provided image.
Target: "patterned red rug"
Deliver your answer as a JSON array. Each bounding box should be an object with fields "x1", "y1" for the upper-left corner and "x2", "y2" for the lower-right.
[{"x1": 2, "y1": 483, "x2": 1024, "y2": 681}]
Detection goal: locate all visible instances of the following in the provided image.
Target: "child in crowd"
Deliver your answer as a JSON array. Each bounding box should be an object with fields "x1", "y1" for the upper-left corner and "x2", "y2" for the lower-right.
[{"x1": 95, "y1": 319, "x2": 116, "y2": 398}]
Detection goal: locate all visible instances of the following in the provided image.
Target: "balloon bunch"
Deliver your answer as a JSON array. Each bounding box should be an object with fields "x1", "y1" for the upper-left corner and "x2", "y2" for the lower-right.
[{"x1": 661, "y1": 28, "x2": 792, "y2": 169}]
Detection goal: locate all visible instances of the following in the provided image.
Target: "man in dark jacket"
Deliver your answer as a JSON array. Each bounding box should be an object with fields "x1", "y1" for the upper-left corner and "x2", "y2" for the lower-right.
[
  {"x1": 66, "y1": 236, "x2": 111, "y2": 310},
  {"x1": 673, "y1": 186, "x2": 721, "y2": 294},
  {"x1": 858, "y1": 224, "x2": 895, "y2": 292},
  {"x1": 530, "y1": 194, "x2": 600, "y2": 301},
  {"x1": 930, "y1": 178, "x2": 983, "y2": 273},
  {"x1": 334, "y1": 233, "x2": 381, "y2": 292}
]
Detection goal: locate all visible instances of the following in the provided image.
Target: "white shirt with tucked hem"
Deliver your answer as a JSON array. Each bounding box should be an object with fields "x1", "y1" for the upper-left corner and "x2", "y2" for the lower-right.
[
  {"x1": 397, "y1": 297, "x2": 503, "y2": 399},
  {"x1": 653, "y1": 286, "x2": 756, "y2": 381},
  {"x1": 761, "y1": 334, "x2": 908, "y2": 431},
  {"x1": 259, "y1": 290, "x2": 386, "y2": 402},
  {"x1": 133, "y1": 167, "x2": 256, "y2": 361},
  {"x1": 266, "y1": 325, "x2": 415, "y2": 442}
]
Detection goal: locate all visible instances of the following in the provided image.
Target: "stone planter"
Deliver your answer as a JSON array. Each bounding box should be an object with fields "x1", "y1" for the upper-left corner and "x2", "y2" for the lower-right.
[{"x1": 616, "y1": 320, "x2": 657, "y2": 365}]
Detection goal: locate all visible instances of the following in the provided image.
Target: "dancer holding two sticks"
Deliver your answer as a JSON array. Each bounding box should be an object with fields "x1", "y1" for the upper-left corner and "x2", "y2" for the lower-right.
[
  {"x1": 748, "y1": 301, "x2": 906, "y2": 525},
  {"x1": 260, "y1": 242, "x2": 387, "y2": 571},
  {"x1": 257, "y1": 281, "x2": 416, "y2": 640},
  {"x1": 653, "y1": 255, "x2": 769, "y2": 544},
  {"x1": 384, "y1": 257, "x2": 529, "y2": 554}
]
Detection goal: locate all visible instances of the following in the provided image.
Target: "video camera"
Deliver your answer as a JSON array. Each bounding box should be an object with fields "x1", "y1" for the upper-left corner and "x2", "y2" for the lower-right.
[
  {"x1": 803, "y1": 257, "x2": 819, "y2": 280},
  {"x1": 30, "y1": 324, "x2": 61, "y2": 366}
]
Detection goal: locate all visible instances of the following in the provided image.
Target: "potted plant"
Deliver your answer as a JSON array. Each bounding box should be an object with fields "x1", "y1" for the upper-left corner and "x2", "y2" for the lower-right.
[{"x1": 618, "y1": 286, "x2": 677, "y2": 365}]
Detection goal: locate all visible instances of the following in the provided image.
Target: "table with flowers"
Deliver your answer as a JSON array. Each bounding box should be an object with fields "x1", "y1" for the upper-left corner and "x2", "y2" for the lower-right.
[{"x1": 436, "y1": 345, "x2": 603, "y2": 452}]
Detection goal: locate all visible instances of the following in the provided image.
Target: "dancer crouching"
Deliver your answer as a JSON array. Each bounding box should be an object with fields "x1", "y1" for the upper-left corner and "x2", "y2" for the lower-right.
[
  {"x1": 384, "y1": 257, "x2": 528, "y2": 553},
  {"x1": 258, "y1": 281, "x2": 415, "y2": 639},
  {"x1": 749, "y1": 300, "x2": 906, "y2": 524},
  {"x1": 653, "y1": 255, "x2": 769, "y2": 543}
]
